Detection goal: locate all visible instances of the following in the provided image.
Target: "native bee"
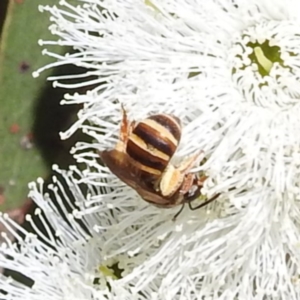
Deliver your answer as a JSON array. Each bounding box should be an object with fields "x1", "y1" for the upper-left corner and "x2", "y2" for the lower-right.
[{"x1": 99, "y1": 106, "x2": 219, "y2": 219}]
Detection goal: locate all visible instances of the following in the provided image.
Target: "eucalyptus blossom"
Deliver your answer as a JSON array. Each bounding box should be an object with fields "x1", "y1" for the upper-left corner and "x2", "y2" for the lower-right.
[
  {"x1": 2, "y1": 0, "x2": 300, "y2": 299},
  {"x1": 0, "y1": 167, "x2": 149, "y2": 300}
]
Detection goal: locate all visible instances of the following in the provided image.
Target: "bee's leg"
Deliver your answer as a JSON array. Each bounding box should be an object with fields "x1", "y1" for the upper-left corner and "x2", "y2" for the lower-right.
[
  {"x1": 116, "y1": 104, "x2": 135, "y2": 151},
  {"x1": 188, "y1": 193, "x2": 220, "y2": 210},
  {"x1": 172, "y1": 176, "x2": 218, "y2": 221},
  {"x1": 172, "y1": 204, "x2": 185, "y2": 221},
  {"x1": 179, "y1": 173, "x2": 195, "y2": 195},
  {"x1": 173, "y1": 173, "x2": 207, "y2": 221},
  {"x1": 179, "y1": 172, "x2": 208, "y2": 196}
]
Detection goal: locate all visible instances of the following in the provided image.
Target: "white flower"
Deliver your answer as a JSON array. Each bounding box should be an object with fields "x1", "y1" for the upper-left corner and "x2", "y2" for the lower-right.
[
  {"x1": 0, "y1": 167, "x2": 151, "y2": 300},
  {"x1": 6, "y1": 0, "x2": 300, "y2": 299}
]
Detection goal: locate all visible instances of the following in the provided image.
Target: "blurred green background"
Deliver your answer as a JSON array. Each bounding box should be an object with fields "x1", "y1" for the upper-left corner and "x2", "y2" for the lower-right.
[{"x1": 0, "y1": 0, "x2": 84, "y2": 211}]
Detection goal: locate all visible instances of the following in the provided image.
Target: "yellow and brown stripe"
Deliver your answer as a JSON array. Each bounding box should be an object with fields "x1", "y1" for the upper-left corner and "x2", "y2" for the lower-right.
[
  {"x1": 126, "y1": 114, "x2": 181, "y2": 176},
  {"x1": 148, "y1": 114, "x2": 181, "y2": 143}
]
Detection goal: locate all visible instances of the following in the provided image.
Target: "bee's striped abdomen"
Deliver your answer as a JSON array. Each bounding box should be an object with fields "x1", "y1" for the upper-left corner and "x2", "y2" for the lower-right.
[
  {"x1": 148, "y1": 114, "x2": 181, "y2": 143},
  {"x1": 126, "y1": 114, "x2": 181, "y2": 178}
]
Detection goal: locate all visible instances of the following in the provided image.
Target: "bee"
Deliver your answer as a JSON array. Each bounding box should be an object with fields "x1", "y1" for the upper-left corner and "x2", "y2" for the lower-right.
[{"x1": 99, "y1": 106, "x2": 219, "y2": 219}]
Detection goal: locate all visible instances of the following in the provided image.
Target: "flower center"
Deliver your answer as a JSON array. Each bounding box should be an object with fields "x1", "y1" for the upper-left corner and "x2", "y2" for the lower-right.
[
  {"x1": 248, "y1": 41, "x2": 282, "y2": 77},
  {"x1": 229, "y1": 21, "x2": 300, "y2": 109}
]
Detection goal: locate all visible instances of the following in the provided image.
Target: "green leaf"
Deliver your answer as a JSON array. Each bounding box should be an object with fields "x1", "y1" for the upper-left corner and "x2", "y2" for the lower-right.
[{"x1": 0, "y1": 0, "x2": 76, "y2": 210}]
